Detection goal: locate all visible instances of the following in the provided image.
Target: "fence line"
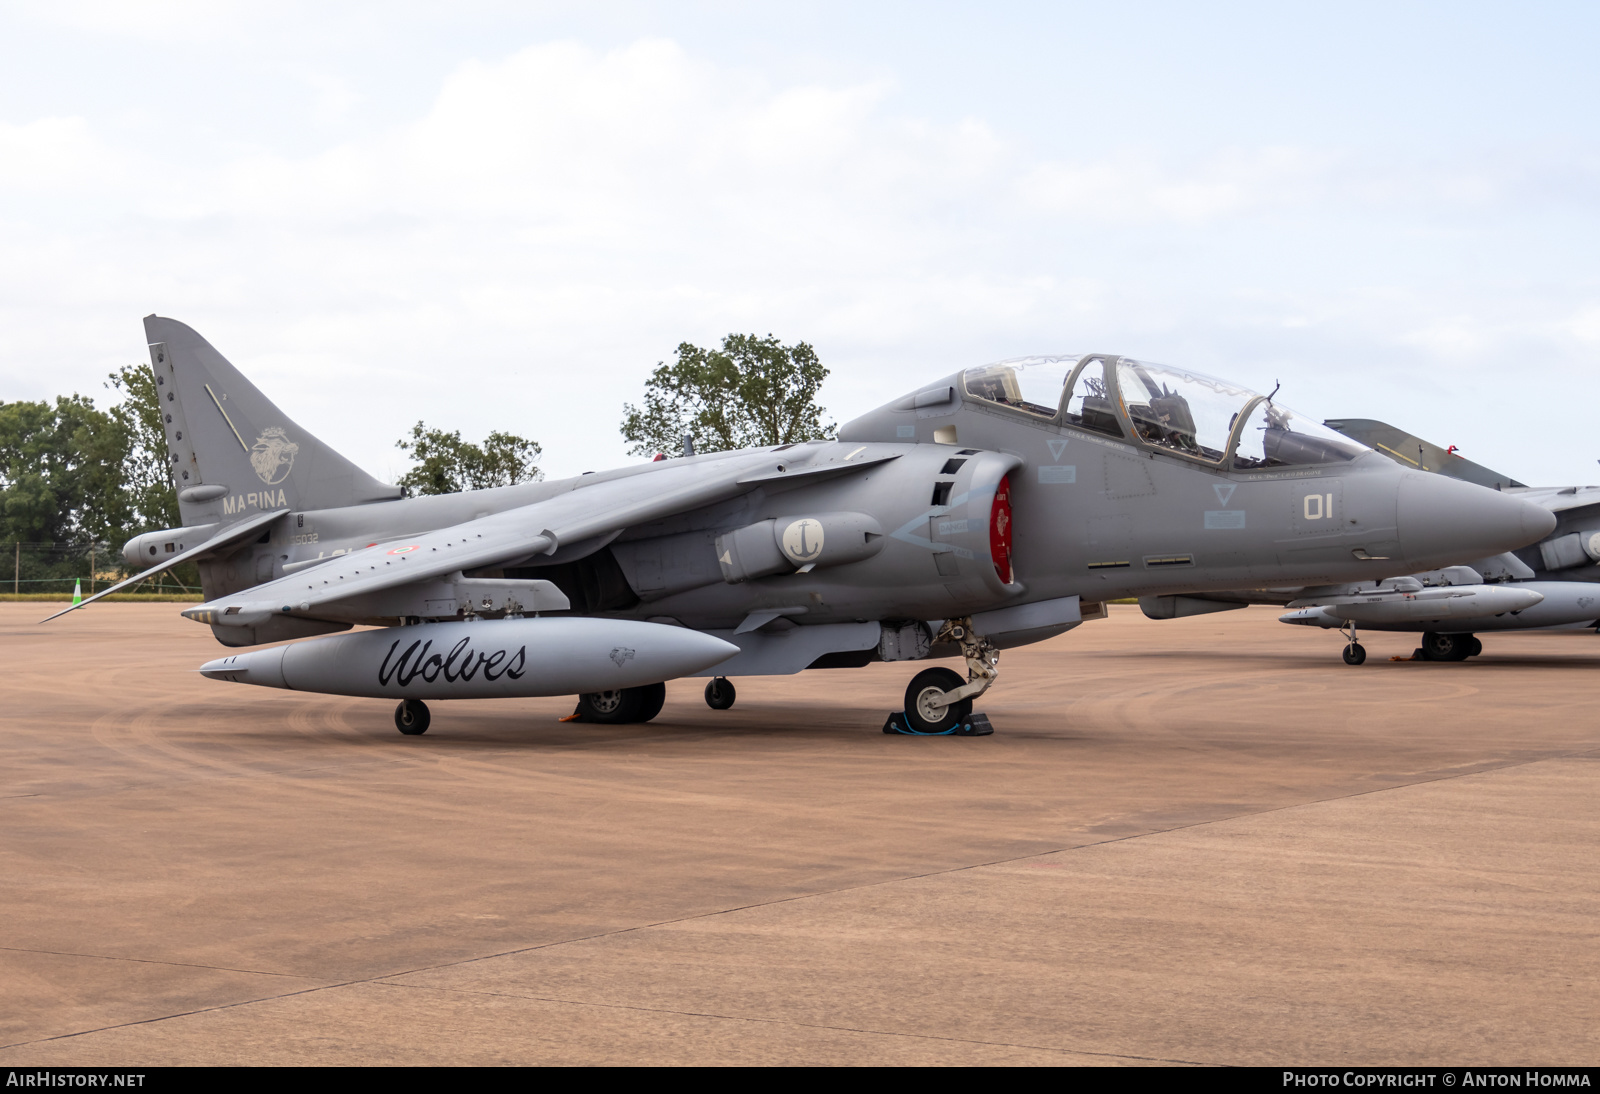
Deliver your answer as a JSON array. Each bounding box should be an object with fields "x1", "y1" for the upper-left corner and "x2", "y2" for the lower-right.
[{"x1": 6, "y1": 541, "x2": 202, "y2": 595}]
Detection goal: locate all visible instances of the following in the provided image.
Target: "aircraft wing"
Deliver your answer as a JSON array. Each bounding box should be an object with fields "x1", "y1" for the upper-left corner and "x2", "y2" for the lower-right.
[
  {"x1": 185, "y1": 448, "x2": 882, "y2": 628},
  {"x1": 41, "y1": 507, "x2": 290, "y2": 623},
  {"x1": 1508, "y1": 485, "x2": 1600, "y2": 514},
  {"x1": 1324, "y1": 418, "x2": 1526, "y2": 489}
]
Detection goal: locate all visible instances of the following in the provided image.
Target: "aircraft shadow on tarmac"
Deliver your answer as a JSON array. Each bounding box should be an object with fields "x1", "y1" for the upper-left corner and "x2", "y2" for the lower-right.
[
  {"x1": 193, "y1": 696, "x2": 1105, "y2": 749},
  {"x1": 205, "y1": 704, "x2": 915, "y2": 748},
  {"x1": 1115, "y1": 645, "x2": 1600, "y2": 668}
]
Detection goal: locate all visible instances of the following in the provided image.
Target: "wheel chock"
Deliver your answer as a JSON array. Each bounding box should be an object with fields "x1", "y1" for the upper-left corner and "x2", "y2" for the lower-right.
[
  {"x1": 882, "y1": 711, "x2": 994, "y2": 736},
  {"x1": 959, "y1": 713, "x2": 994, "y2": 736}
]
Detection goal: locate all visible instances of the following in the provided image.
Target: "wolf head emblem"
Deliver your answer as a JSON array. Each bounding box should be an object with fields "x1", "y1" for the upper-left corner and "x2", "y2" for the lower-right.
[
  {"x1": 610, "y1": 647, "x2": 636, "y2": 668},
  {"x1": 250, "y1": 427, "x2": 299, "y2": 486}
]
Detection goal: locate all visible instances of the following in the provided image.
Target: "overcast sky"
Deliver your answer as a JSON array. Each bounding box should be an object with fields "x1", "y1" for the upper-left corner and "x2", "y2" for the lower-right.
[{"x1": 2, "y1": 1, "x2": 1597, "y2": 485}]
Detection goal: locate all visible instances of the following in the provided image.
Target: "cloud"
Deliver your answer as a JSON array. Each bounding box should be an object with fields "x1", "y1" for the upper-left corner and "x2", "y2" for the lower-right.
[
  {"x1": 0, "y1": 116, "x2": 104, "y2": 188},
  {"x1": 1016, "y1": 147, "x2": 1336, "y2": 223},
  {"x1": 1, "y1": 34, "x2": 1597, "y2": 487},
  {"x1": 1567, "y1": 306, "x2": 1600, "y2": 345}
]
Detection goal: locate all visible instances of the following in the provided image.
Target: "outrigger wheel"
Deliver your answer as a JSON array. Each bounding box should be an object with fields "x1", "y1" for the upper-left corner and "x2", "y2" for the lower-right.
[
  {"x1": 704, "y1": 677, "x2": 736, "y2": 710},
  {"x1": 903, "y1": 666, "x2": 974, "y2": 734},
  {"x1": 1338, "y1": 622, "x2": 1367, "y2": 666},
  {"x1": 395, "y1": 699, "x2": 430, "y2": 735}
]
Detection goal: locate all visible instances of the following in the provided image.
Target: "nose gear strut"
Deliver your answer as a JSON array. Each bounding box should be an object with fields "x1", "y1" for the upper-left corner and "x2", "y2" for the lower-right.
[{"x1": 932, "y1": 616, "x2": 1000, "y2": 708}]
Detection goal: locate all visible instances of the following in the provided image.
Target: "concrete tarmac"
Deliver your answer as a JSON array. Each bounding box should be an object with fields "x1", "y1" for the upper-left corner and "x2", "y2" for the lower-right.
[{"x1": 1, "y1": 603, "x2": 1597, "y2": 1065}]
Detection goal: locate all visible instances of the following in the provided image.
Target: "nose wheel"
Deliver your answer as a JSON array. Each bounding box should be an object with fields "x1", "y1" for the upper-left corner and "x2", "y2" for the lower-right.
[{"x1": 903, "y1": 667, "x2": 973, "y2": 733}]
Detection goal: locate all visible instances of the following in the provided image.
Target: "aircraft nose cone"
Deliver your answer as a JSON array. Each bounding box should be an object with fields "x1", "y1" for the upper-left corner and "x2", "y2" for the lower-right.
[{"x1": 1396, "y1": 473, "x2": 1556, "y2": 567}]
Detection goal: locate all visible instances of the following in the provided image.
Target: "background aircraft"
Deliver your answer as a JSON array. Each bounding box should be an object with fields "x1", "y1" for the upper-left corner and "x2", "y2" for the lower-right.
[
  {"x1": 62, "y1": 319, "x2": 1555, "y2": 732},
  {"x1": 1140, "y1": 419, "x2": 1600, "y2": 663}
]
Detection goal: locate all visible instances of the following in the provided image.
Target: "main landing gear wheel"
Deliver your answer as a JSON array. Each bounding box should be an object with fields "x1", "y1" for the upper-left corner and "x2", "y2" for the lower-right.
[
  {"x1": 576, "y1": 688, "x2": 636, "y2": 723},
  {"x1": 704, "y1": 677, "x2": 736, "y2": 710},
  {"x1": 634, "y1": 682, "x2": 666, "y2": 722},
  {"x1": 1467, "y1": 636, "x2": 1483, "y2": 658},
  {"x1": 574, "y1": 683, "x2": 667, "y2": 724},
  {"x1": 903, "y1": 667, "x2": 973, "y2": 734},
  {"x1": 395, "y1": 699, "x2": 430, "y2": 735},
  {"x1": 1421, "y1": 631, "x2": 1472, "y2": 662}
]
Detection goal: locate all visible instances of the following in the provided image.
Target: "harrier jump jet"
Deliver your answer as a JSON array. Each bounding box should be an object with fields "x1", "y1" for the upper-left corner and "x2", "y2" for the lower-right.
[{"x1": 59, "y1": 318, "x2": 1555, "y2": 733}]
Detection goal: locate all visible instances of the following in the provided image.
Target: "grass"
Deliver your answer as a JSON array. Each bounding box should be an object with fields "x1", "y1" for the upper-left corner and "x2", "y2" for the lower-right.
[{"x1": 0, "y1": 593, "x2": 203, "y2": 602}]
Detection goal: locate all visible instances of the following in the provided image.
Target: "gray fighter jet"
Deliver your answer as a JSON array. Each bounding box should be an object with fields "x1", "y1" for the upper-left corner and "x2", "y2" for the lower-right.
[
  {"x1": 1141, "y1": 419, "x2": 1600, "y2": 663},
  {"x1": 58, "y1": 319, "x2": 1556, "y2": 734}
]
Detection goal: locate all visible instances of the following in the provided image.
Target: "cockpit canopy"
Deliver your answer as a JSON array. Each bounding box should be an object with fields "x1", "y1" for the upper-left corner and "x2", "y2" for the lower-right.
[{"x1": 961, "y1": 354, "x2": 1368, "y2": 470}]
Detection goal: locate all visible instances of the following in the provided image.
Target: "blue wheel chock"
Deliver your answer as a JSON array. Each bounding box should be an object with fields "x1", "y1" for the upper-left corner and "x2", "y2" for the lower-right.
[{"x1": 882, "y1": 711, "x2": 994, "y2": 736}]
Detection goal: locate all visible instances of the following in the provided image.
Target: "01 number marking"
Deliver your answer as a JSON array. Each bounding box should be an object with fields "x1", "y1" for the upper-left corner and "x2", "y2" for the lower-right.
[{"x1": 1303, "y1": 494, "x2": 1334, "y2": 520}]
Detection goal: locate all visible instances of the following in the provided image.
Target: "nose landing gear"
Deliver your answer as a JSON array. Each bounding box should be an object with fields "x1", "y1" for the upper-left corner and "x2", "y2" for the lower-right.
[
  {"x1": 886, "y1": 617, "x2": 997, "y2": 736},
  {"x1": 904, "y1": 666, "x2": 972, "y2": 732}
]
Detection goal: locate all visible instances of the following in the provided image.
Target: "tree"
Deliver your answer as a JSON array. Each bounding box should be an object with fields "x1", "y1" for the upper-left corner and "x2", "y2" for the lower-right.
[
  {"x1": 620, "y1": 334, "x2": 834, "y2": 457},
  {"x1": 101, "y1": 364, "x2": 197, "y2": 590},
  {"x1": 0, "y1": 394, "x2": 127, "y2": 545},
  {"x1": 104, "y1": 364, "x2": 180, "y2": 536},
  {"x1": 0, "y1": 385, "x2": 170, "y2": 591},
  {"x1": 395, "y1": 423, "x2": 544, "y2": 496}
]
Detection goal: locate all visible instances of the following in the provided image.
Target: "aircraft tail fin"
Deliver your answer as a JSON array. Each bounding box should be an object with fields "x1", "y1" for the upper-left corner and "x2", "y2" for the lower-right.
[
  {"x1": 144, "y1": 315, "x2": 403, "y2": 528},
  {"x1": 1323, "y1": 418, "x2": 1525, "y2": 490}
]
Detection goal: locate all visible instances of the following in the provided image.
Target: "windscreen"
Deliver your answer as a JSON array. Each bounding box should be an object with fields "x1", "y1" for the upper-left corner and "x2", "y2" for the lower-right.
[
  {"x1": 1233, "y1": 400, "x2": 1369, "y2": 469},
  {"x1": 1113, "y1": 360, "x2": 1256, "y2": 463},
  {"x1": 1063, "y1": 357, "x2": 1123, "y2": 437},
  {"x1": 962, "y1": 356, "x2": 1076, "y2": 419}
]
